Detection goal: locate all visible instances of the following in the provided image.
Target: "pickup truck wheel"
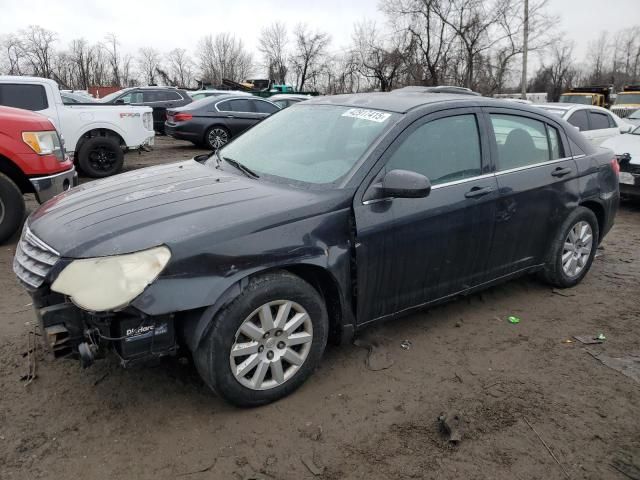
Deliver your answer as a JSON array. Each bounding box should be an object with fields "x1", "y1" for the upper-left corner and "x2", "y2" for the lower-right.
[
  {"x1": 541, "y1": 207, "x2": 599, "y2": 288},
  {"x1": 194, "y1": 271, "x2": 329, "y2": 407},
  {"x1": 77, "y1": 136, "x2": 124, "y2": 178},
  {"x1": 205, "y1": 127, "x2": 230, "y2": 150},
  {"x1": 0, "y1": 173, "x2": 25, "y2": 243}
]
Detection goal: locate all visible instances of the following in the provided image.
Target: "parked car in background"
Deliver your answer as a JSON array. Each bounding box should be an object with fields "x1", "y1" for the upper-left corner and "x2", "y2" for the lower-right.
[
  {"x1": 269, "y1": 94, "x2": 312, "y2": 109},
  {"x1": 189, "y1": 90, "x2": 252, "y2": 101},
  {"x1": 622, "y1": 107, "x2": 640, "y2": 127},
  {"x1": 0, "y1": 106, "x2": 77, "y2": 242},
  {"x1": 165, "y1": 95, "x2": 280, "y2": 149},
  {"x1": 99, "y1": 86, "x2": 192, "y2": 134},
  {"x1": 61, "y1": 91, "x2": 97, "y2": 104},
  {"x1": 536, "y1": 103, "x2": 633, "y2": 146},
  {"x1": 602, "y1": 125, "x2": 640, "y2": 197},
  {"x1": 15, "y1": 92, "x2": 619, "y2": 406},
  {"x1": 0, "y1": 76, "x2": 154, "y2": 178},
  {"x1": 393, "y1": 85, "x2": 481, "y2": 96}
]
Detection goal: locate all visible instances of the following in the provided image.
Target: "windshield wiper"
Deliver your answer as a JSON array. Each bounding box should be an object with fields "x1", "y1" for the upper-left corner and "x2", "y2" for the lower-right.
[{"x1": 222, "y1": 155, "x2": 259, "y2": 179}]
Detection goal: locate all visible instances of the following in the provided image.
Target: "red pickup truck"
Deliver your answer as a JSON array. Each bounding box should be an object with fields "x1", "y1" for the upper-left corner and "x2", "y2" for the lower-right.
[{"x1": 0, "y1": 106, "x2": 77, "y2": 242}]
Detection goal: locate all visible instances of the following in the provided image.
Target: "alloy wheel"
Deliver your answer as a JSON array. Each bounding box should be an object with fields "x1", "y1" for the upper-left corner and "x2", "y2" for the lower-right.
[
  {"x1": 88, "y1": 147, "x2": 117, "y2": 172},
  {"x1": 208, "y1": 128, "x2": 229, "y2": 149},
  {"x1": 562, "y1": 220, "x2": 593, "y2": 278},
  {"x1": 229, "y1": 300, "x2": 313, "y2": 391}
]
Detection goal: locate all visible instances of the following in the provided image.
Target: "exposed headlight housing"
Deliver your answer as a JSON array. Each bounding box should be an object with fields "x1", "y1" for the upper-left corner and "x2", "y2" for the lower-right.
[
  {"x1": 22, "y1": 131, "x2": 65, "y2": 161},
  {"x1": 51, "y1": 246, "x2": 171, "y2": 312}
]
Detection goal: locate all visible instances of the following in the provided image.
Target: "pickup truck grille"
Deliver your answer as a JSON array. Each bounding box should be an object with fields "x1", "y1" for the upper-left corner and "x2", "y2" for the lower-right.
[
  {"x1": 13, "y1": 226, "x2": 60, "y2": 290},
  {"x1": 611, "y1": 107, "x2": 638, "y2": 118}
]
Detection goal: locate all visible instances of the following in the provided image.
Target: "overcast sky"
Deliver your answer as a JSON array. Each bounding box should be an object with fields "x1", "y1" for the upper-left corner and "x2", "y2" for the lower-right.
[{"x1": 0, "y1": 0, "x2": 638, "y2": 75}]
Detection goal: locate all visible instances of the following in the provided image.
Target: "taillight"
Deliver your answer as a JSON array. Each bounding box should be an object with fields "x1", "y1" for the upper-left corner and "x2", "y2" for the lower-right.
[
  {"x1": 611, "y1": 157, "x2": 620, "y2": 176},
  {"x1": 173, "y1": 113, "x2": 192, "y2": 122}
]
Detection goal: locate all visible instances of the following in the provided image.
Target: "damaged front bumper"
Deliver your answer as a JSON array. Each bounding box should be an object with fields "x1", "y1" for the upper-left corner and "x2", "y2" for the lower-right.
[{"x1": 31, "y1": 288, "x2": 177, "y2": 368}]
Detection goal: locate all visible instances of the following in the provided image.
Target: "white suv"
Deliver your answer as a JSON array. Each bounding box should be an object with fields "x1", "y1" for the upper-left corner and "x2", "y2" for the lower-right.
[{"x1": 535, "y1": 103, "x2": 633, "y2": 146}]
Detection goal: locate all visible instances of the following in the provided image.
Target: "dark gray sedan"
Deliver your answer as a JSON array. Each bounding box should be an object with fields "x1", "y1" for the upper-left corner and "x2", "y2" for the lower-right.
[{"x1": 165, "y1": 95, "x2": 280, "y2": 149}]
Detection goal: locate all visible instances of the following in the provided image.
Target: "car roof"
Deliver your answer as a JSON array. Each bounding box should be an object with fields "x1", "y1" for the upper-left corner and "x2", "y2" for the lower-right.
[{"x1": 305, "y1": 91, "x2": 556, "y2": 114}]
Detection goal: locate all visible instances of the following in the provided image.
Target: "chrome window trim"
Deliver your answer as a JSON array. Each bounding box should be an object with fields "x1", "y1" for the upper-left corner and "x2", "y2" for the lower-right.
[
  {"x1": 494, "y1": 155, "x2": 578, "y2": 176},
  {"x1": 361, "y1": 155, "x2": 584, "y2": 205}
]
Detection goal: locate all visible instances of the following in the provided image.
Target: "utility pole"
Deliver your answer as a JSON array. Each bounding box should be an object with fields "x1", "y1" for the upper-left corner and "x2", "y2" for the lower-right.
[{"x1": 521, "y1": 0, "x2": 529, "y2": 99}]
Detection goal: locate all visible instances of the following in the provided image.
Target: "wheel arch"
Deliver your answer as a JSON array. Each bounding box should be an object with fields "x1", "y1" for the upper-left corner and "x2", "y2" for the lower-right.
[
  {"x1": 0, "y1": 154, "x2": 33, "y2": 194},
  {"x1": 579, "y1": 199, "x2": 605, "y2": 242},
  {"x1": 180, "y1": 263, "x2": 349, "y2": 353},
  {"x1": 75, "y1": 128, "x2": 126, "y2": 154}
]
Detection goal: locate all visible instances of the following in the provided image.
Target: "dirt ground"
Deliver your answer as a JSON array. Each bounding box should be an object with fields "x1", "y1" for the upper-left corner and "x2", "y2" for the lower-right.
[{"x1": 1, "y1": 137, "x2": 639, "y2": 480}]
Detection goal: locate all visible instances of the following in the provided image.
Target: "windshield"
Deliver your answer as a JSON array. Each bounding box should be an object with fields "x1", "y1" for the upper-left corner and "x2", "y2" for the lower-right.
[
  {"x1": 98, "y1": 90, "x2": 126, "y2": 103},
  {"x1": 630, "y1": 110, "x2": 640, "y2": 119},
  {"x1": 559, "y1": 95, "x2": 593, "y2": 105},
  {"x1": 615, "y1": 93, "x2": 640, "y2": 105},
  {"x1": 214, "y1": 104, "x2": 397, "y2": 185}
]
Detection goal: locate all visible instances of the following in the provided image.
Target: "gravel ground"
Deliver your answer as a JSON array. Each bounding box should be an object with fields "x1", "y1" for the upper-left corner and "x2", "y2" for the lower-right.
[{"x1": 1, "y1": 137, "x2": 639, "y2": 480}]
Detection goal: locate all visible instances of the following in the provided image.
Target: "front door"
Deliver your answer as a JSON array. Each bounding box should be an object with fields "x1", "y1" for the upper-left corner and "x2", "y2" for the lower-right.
[{"x1": 353, "y1": 110, "x2": 499, "y2": 324}]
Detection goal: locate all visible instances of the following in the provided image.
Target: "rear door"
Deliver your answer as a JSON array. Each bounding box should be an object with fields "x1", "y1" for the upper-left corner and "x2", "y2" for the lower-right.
[
  {"x1": 484, "y1": 108, "x2": 579, "y2": 278},
  {"x1": 354, "y1": 109, "x2": 499, "y2": 322}
]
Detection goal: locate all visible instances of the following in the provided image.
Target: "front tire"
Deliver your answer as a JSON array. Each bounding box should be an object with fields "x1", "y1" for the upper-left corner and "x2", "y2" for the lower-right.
[
  {"x1": 194, "y1": 271, "x2": 328, "y2": 407},
  {"x1": 541, "y1": 207, "x2": 599, "y2": 288},
  {"x1": 0, "y1": 173, "x2": 25, "y2": 243},
  {"x1": 77, "y1": 136, "x2": 124, "y2": 178}
]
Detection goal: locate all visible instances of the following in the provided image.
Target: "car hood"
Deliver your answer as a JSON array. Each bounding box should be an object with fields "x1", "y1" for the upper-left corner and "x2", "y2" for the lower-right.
[
  {"x1": 602, "y1": 134, "x2": 640, "y2": 164},
  {"x1": 28, "y1": 160, "x2": 349, "y2": 258}
]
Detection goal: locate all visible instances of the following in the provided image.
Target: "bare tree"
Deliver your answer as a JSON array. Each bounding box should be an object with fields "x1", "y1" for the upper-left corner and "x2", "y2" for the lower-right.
[
  {"x1": 138, "y1": 47, "x2": 161, "y2": 85},
  {"x1": 290, "y1": 24, "x2": 330, "y2": 91},
  {"x1": 166, "y1": 48, "x2": 194, "y2": 88},
  {"x1": 1, "y1": 33, "x2": 24, "y2": 75},
  {"x1": 103, "y1": 33, "x2": 122, "y2": 86},
  {"x1": 20, "y1": 25, "x2": 58, "y2": 78},
  {"x1": 258, "y1": 22, "x2": 288, "y2": 83},
  {"x1": 197, "y1": 33, "x2": 253, "y2": 86},
  {"x1": 352, "y1": 21, "x2": 409, "y2": 91}
]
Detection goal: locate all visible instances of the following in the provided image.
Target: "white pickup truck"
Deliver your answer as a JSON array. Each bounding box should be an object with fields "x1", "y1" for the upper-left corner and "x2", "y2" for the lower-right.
[{"x1": 0, "y1": 76, "x2": 154, "y2": 177}]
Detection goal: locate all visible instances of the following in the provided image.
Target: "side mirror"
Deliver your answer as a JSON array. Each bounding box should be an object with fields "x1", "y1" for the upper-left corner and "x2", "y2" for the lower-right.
[
  {"x1": 382, "y1": 169, "x2": 431, "y2": 199},
  {"x1": 115, "y1": 98, "x2": 125, "y2": 104},
  {"x1": 620, "y1": 124, "x2": 633, "y2": 134}
]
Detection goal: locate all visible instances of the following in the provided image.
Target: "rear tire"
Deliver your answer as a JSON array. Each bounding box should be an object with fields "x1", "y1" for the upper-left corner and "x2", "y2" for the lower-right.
[
  {"x1": 541, "y1": 207, "x2": 599, "y2": 288},
  {"x1": 194, "y1": 271, "x2": 328, "y2": 407},
  {"x1": 77, "y1": 136, "x2": 124, "y2": 178},
  {"x1": 204, "y1": 126, "x2": 230, "y2": 150},
  {"x1": 0, "y1": 172, "x2": 25, "y2": 243}
]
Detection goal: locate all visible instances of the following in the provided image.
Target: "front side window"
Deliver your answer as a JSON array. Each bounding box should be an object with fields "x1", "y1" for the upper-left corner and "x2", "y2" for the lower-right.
[
  {"x1": 386, "y1": 114, "x2": 482, "y2": 185},
  {"x1": 568, "y1": 110, "x2": 590, "y2": 131},
  {"x1": 490, "y1": 114, "x2": 551, "y2": 170},
  {"x1": 119, "y1": 91, "x2": 143, "y2": 104},
  {"x1": 215, "y1": 105, "x2": 396, "y2": 185},
  {"x1": 0, "y1": 84, "x2": 48, "y2": 111}
]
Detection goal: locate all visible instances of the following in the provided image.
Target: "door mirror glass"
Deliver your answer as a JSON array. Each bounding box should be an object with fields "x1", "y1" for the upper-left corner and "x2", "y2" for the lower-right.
[{"x1": 382, "y1": 169, "x2": 431, "y2": 198}]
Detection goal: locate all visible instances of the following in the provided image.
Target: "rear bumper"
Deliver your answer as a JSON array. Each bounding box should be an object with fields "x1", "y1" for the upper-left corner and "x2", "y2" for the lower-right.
[
  {"x1": 30, "y1": 166, "x2": 78, "y2": 203},
  {"x1": 165, "y1": 123, "x2": 201, "y2": 142}
]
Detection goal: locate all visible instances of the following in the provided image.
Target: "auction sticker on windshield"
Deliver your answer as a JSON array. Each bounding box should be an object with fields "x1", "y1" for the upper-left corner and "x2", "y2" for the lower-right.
[{"x1": 342, "y1": 108, "x2": 391, "y2": 123}]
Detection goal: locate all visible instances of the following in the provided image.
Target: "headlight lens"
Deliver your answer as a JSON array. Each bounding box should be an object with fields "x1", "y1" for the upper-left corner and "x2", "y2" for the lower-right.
[
  {"x1": 22, "y1": 131, "x2": 64, "y2": 160},
  {"x1": 51, "y1": 246, "x2": 171, "y2": 312}
]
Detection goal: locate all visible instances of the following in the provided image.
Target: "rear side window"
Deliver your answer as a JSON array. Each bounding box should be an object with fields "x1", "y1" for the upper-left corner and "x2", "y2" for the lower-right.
[
  {"x1": 0, "y1": 84, "x2": 48, "y2": 111},
  {"x1": 253, "y1": 100, "x2": 279, "y2": 114},
  {"x1": 229, "y1": 99, "x2": 252, "y2": 112},
  {"x1": 589, "y1": 111, "x2": 613, "y2": 130},
  {"x1": 490, "y1": 115, "x2": 551, "y2": 170},
  {"x1": 386, "y1": 114, "x2": 482, "y2": 185},
  {"x1": 567, "y1": 110, "x2": 589, "y2": 131}
]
